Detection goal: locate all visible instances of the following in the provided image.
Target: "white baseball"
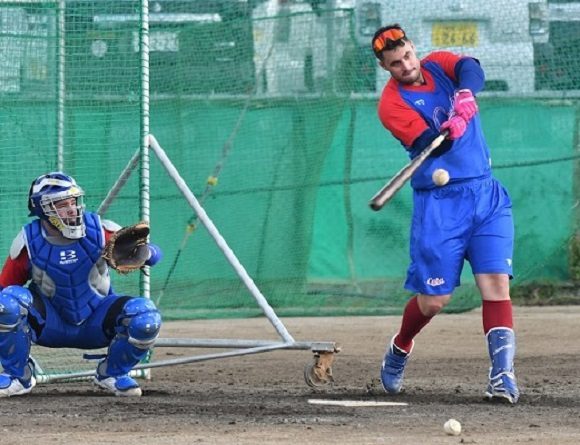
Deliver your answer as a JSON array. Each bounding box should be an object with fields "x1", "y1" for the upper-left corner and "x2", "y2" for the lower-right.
[
  {"x1": 432, "y1": 168, "x2": 450, "y2": 186},
  {"x1": 444, "y1": 419, "x2": 462, "y2": 436}
]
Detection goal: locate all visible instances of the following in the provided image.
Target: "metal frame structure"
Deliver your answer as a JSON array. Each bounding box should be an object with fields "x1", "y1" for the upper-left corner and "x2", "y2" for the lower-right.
[
  {"x1": 38, "y1": 134, "x2": 339, "y2": 387},
  {"x1": 37, "y1": 0, "x2": 338, "y2": 386}
]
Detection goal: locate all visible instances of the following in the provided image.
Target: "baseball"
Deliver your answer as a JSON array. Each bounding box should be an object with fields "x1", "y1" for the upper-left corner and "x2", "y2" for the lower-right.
[
  {"x1": 443, "y1": 419, "x2": 462, "y2": 436},
  {"x1": 432, "y1": 168, "x2": 450, "y2": 186}
]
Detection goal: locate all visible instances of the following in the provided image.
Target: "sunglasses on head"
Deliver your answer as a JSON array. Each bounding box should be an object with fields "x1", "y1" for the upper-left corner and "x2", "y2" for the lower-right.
[{"x1": 373, "y1": 28, "x2": 405, "y2": 54}]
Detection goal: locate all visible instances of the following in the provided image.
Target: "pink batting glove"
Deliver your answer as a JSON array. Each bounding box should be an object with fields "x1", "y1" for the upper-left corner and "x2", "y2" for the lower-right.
[
  {"x1": 453, "y1": 89, "x2": 478, "y2": 122},
  {"x1": 440, "y1": 115, "x2": 467, "y2": 140}
]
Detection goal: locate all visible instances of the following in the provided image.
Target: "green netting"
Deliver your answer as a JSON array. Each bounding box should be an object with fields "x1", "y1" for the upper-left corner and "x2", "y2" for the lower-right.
[{"x1": 0, "y1": 1, "x2": 578, "y2": 321}]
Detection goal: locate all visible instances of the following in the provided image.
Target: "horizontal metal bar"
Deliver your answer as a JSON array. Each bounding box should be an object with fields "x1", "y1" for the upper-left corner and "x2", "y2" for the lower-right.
[
  {"x1": 154, "y1": 337, "x2": 338, "y2": 352},
  {"x1": 36, "y1": 343, "x2": 297, "y2": 384}
]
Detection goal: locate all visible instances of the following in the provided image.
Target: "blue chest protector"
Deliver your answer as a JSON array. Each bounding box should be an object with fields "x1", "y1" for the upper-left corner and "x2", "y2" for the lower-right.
[
  {"x1": 24, "y1": 212, "x2": 111, "y2": 325},
  {"x1": 398, "y1": 61, "x2": 492, "y2": 190}
]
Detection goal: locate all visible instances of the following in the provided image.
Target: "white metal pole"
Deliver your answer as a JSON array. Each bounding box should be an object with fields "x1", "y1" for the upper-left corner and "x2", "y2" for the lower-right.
[
  {"x1": 57, "y1": 0, "x2": 65, "y2": 170},
  {"x1": 148, "y1": 135, "x2": 295, "y2": 344},
  {"x1": 140, "y1": 0, "x2": 151, "y2": 299},
  {"x1": 326, "y1": 0, "x2": 336, "y2": 93},
  {"x1": 97, "y1": 148, "x2": 140, "y2": 216},
  {"x1": 139, "y1": 0, "x2": 152, "y2": 380}
]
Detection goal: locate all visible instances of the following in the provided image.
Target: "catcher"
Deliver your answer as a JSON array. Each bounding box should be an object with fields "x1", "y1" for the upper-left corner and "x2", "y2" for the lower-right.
[{"x1": 0, "y1": 172, "x2": 163, "y2": 397}]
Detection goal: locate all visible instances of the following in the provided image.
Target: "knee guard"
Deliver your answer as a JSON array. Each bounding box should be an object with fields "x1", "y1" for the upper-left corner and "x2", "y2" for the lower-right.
[
  {"x1": 487, "y1": 327, "x2": 516, "y2": 376},
  {"x1": 0, "y1": 286, "x2": 32, "y2": 330},
  {"x1": 118, "y1": 297, "x2": 162, "y2": 349},
  {"x1": 99, "y1": 298, "x2": 161, "y2": 377},
  {"x1": 0, "y1": 286, "x2": 33, "y2": 379}
]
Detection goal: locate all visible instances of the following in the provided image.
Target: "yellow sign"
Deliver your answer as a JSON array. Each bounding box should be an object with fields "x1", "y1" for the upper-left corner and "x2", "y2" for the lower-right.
[{"x1": 432, "y1": 22, "x2": 478, "y2": 47}]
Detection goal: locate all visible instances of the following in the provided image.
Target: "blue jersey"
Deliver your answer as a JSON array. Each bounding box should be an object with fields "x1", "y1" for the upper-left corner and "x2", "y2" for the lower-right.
[
  {"x1": 23, "y1": 212, "x2": 112, "y2": 325},
  {"x1": 378, "y1": 51, "x2": 492, "y2": 190}
]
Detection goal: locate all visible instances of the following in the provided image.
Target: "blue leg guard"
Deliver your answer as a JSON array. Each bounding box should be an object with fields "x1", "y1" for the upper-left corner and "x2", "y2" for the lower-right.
[
  {"x1": 0, "y1": 286, "x2": 35, "y2": 397},
  {"x1": 485, "y1": 327, "x2": 519, "y2": 404},
  {"x1": 380, "y1": 335, "x2": 413, "y2": 394},
  {"x1": 95, "y1": 298, "x2": 161, "y2": 397}
]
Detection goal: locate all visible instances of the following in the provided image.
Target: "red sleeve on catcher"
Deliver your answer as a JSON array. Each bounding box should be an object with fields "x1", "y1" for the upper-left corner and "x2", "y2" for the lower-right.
[
  {"x1": 0, "y1": 249, "x2": 31, "y2": 288},
  {"x1": 104, "y1": 228, "x2": 115, "y2": 244},
  {"x1": 422, "y1": 51, "x2": 462, "y2": 81},
  {"x1": 378, "y1": 79, "x2": 429, "y2": 148}
]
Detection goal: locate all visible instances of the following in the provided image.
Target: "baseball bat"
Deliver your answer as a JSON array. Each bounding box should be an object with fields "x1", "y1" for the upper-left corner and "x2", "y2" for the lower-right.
[{"x1": 369, "y1": 132, "x2": 448, "y2": 211}]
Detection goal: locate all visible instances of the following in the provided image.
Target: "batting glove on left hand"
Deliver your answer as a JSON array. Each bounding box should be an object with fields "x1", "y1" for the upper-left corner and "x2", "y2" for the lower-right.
[{"x1": 453, "y1": 89, "x2": 478, "y2": 122}]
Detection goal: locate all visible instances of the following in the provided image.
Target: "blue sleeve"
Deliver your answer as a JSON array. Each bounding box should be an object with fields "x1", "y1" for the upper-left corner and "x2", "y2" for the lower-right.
[
  {"x1": 145, "y1": 243, "x2": 163, "y2": 267},
  {"x1": 410, "y1": 128, "x2": 452, "y2": 158},
  {"x1": 455, "y1": 57, "x2": 485, "y2": 94}
]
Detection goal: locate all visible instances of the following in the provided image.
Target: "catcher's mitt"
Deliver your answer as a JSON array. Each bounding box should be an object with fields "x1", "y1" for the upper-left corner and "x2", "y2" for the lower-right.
[{"x1": 102, "y1": 222, "x2": 150, "y2": 274}]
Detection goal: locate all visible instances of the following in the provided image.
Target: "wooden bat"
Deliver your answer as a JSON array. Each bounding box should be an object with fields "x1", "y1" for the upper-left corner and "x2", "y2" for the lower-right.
[{"x1": 369, "y1": 132, "x2": 448, "y2": 211}]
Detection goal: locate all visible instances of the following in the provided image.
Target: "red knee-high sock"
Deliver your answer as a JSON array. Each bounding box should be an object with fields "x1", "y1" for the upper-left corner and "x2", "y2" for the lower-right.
[
  {"x1": 394, "y1": 296, "x2": 434, "y2": 352},
  {"x1": 482, "y1": 300, "x2": 513, "y2": 334}
]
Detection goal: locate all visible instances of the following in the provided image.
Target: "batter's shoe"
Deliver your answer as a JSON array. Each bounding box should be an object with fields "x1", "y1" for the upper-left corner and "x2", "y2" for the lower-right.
[
  {"x1": 485, "y1": 370, "x2": 519, "y2": 404},
  {"x1": 380, "y1": 336, "x2": 413, "y2": 394},
  {"x1": 94, "y1": 373, "x2": 142, "y2": 397}
]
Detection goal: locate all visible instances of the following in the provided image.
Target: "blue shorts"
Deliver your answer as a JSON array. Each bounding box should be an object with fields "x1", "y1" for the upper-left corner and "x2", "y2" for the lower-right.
[
  {"x1": 30, "y1": 294, "x2": 129, "y2": 349},
  {"x1": 405, "y1": 177, "x2": 514, "y2": 296}
]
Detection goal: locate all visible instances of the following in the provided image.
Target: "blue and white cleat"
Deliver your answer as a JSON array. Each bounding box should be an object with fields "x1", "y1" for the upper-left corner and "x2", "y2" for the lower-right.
[
  {"x1": 94, "y1": 373, "x2": 142, "y2": 397},
  {"x1": 0, "y1": 373, "x2": 36, "y2": 397},
  {"x1": 485, "y1": 370, "x2": 520, "y2": 404},
  {"x1": 0, "y1": 359, "x2": 37, "y2": 398},
  {"x1": 380, "y1": 335, "x2": 414, "y2": 394}
]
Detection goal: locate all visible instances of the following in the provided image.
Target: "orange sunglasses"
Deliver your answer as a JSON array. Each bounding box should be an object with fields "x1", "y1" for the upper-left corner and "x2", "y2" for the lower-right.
[{"x1": 372, "y1": 28, "x2": 406, "y2": 54}]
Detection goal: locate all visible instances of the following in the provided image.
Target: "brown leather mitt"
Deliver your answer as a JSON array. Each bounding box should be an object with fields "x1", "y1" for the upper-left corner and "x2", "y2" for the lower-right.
[{"x1": 102, "y1": 222, "x2": 150, "y2": 274}]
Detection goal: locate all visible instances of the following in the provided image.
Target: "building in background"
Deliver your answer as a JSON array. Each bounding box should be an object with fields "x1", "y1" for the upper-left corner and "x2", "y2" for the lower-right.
[
  {"x1": 534, "y1": 0, "x2": 580, "y2": 91},
  {"x1": 252, "y1": 0, "x2": 355, "y2": 95},
  {"x1": 66, "y1": 0, "x2": 259, "y2": 95},
  {"x1": 0, "y1": 5, "x2": 56, "y2": 95},
  {"x1": 353, "y1": 0, "x2": 548, "y2": 94},
  {"x1": 251, "y1": 0, "x2": 553, "y2": 95},
  {"x1": 2, "y1": 0, "x2": 577, "y2": 97}
]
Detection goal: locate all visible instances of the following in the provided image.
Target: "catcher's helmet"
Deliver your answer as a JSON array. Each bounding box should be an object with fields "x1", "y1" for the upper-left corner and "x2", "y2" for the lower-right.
[{"x1": 28, "y1": 172, "x2": 86, "y2": 239}]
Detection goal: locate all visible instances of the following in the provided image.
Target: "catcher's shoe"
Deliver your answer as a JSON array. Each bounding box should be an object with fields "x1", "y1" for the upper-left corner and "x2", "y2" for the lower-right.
[
  {"x1": 0, "y1": 373, "x2": 36, "y2": 398},
  {"x1": 0, "y1": 359, "x2": 37, "y2": 398},
  {"x1": 380, "y1": 335, "x2": 413, "y2": 394},
  {"x1": 485, "y1": 371, "x2": 519, "y2": 404},
  {"x1": 94, "y1": 373, "x2": 142, "y2": 397}
]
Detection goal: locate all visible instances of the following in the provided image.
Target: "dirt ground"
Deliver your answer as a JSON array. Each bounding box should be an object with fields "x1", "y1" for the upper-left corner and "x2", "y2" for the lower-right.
[{"x1": 2, "y1": 305, "x2": 580, "y2": 445}]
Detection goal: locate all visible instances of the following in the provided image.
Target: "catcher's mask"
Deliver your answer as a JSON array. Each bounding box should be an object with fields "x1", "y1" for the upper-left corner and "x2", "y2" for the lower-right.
[{"x1": 28, "y1": 172, "x2": 86, "y2": 240}]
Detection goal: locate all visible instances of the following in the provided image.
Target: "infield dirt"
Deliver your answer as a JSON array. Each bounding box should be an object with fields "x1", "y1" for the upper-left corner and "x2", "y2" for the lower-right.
[{"x1": 2, "y1": 306, "x2": 579, "y2": 445}]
